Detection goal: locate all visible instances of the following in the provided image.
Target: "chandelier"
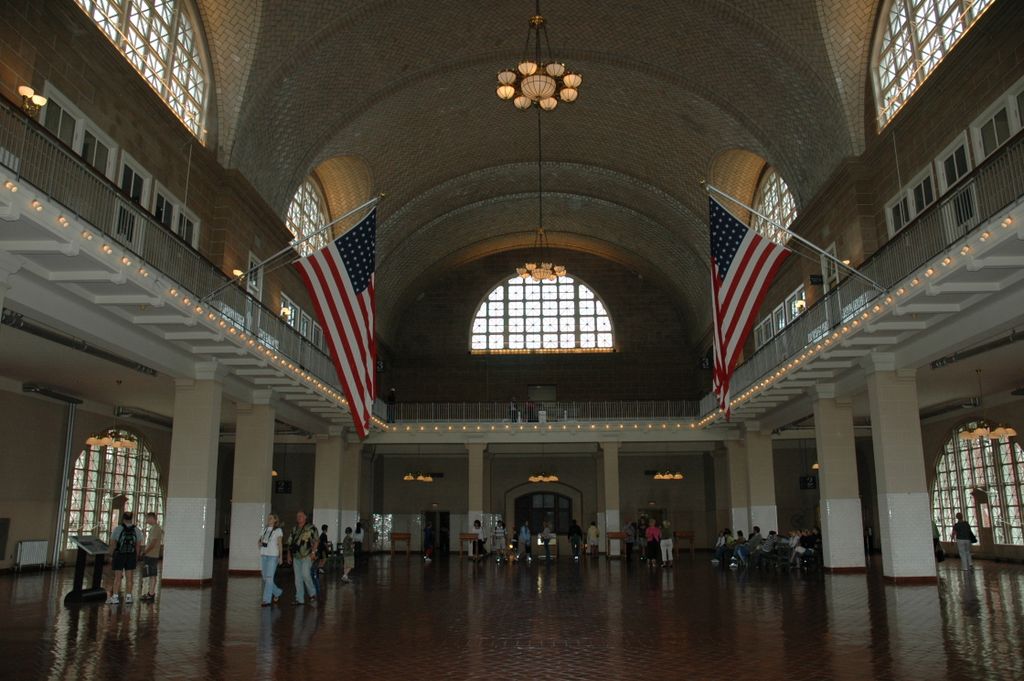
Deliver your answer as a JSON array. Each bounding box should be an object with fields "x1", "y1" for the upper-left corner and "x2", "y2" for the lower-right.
[
  {"x1": 651, "y1": 471, "x2": 685, "y2": 481},
  {"x1": 528, "y1": 473, "x2": 559, "y2": 483},
  {"x1": 403, "y1": 472, "x2": 435, "y2": 483},
  {"x1": 958, "y1": 370, "x2": 1018, "y2": 441},
  {"x1": 86, "y1": 429, "x2": 136, "y2": 450},
  {"x1": 495, "y1": 1, "x2": 582, "y2": 111}
]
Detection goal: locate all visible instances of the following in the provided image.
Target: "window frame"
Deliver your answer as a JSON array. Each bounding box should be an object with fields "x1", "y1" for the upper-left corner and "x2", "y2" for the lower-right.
[
  {"x1": 934, "y1": 131, "x2": 973, "y2": 195},
  {"x1": 39, "y1": 84, "x2": 120, "y2": 181},
  {"x1": 885, "y1": 165, "x2": 937, "y2": 238},
  {"x1": 970, "y1": 75, "x2": 1024, "y2": 162}
]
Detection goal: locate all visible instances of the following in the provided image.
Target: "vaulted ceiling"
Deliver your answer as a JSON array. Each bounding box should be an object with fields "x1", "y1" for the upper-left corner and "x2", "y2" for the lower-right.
[{"x1": 195, "y1": 0, "x2": 880, "y2": 347}]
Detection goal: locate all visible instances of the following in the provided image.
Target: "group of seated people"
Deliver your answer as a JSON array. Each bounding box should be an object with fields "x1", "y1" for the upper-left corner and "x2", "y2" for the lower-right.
[{"x1": 711, "y1": 527, "x2": 822, "y2": 569}]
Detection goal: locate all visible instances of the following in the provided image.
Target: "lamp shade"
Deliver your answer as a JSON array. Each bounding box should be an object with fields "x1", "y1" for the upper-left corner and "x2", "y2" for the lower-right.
[
  {"x1": 559, "y1": 87, "x2": 578, "y2": 102},
  {"x1": 562, "y1": 72, "x2": 582, "y2": 88},
  {"x1": 545, "y1": 62, "x2": 565, "y2": 77},
  {"x1": 522, "y1": 73, "x2": 557, "y2": 100},
  {"x1": 17, "y1": 85, "x2": 34, "y2": 98},
  {"x1": 538, "y1": 96, "x2": 558, "y2": 111},
  {"x1": 496, "y1": 84, "x2": 516, "y2": 100},
  {"x1": 497, "y1": 69, "x2": 518, "y2": 85},
  {"x1": 513, "y1": 95, "x2": 532, "y2": 110},
  {"x1": 517, "y1": 60, "x2": 538, "y2": 76}
]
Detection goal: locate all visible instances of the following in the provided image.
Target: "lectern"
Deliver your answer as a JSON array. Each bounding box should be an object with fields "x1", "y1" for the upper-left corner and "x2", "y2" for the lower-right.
[{"x1": 64, "y1": 536, "x2": 109, "y2": 606}]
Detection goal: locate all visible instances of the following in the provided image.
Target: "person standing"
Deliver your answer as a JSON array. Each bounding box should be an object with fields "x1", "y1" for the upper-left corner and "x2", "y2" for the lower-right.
[
  {"x1": 624, "y1": 520, "x2": 636, "y2": 561},
  {"x1": 340, "y1": 527, "x2": 355, "y2": 582},
  {"x1": 471, "y1": 519, "x2": 486, "y2": 561},
  {"x1": 493, "y1": 520, "x2": 508, "y2": 564},
  {"x1": 645, "y1": 520, "x2": 662, "y2": 568},
  {"x1": 106, "y1": 511, "x2": 142, "y2": 605},
  {"x1": 659, "y1": 518, "x2": 674, "y2": 567},
  {"x1": 586, "y1": 521, "x2": 600, "y2": 557},
  {"x1": 423, "y1": 520, "x2": 435, "y2": 564},
  {"x1": 259, "y1": 513, "x2": 284, "y2": 606},
  {"x1": 540, "y1": 521, "x2": 554, "y2": 562},
  {"x1": 568, "y1": 519, "x2": 583, "y2": 561},
  {"x1": 518, "y1": 520, "x2": 532, "y2": 563},
  {"x1": 286, "y1": 510, "x2": 319, "y2": 605},
  {"x1": 952, "y1": 512, "x2": 976, "y2": 571},
  {"x1": 139, "y1": 512, "x2": 163, "y2": 602},
  {"x1": 353, "y1": 522, "x2": 365, "y2": 563}
]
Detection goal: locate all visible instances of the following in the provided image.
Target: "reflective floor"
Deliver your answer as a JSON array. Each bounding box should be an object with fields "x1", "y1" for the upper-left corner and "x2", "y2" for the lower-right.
[{"x1": 1, "y1": 555, "x2": 1022, "y2": 680}]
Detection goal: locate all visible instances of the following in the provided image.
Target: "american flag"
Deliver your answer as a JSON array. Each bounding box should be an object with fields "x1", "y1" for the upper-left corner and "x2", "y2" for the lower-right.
[
  {"x1": 710, "y1": 197, "x2": 791, "y2": 419},
  {"x1": 294, "y1": 209, "x2": 377, "y2": 438}
]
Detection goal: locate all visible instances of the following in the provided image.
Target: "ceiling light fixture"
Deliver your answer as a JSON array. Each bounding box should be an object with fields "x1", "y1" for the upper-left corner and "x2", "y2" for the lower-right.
[
  {"x1": 495, "y1": 1, "x2": 581, "y2": 111},
  {"x1": 515, "y1": 104, "x2": 566, "y2": 281},
  {"x1": 651, "y1": 471, "x2": 685, "y2": 481},
  {"x1": 528, "y1": 472, "x2": 559, "y2": 483}
]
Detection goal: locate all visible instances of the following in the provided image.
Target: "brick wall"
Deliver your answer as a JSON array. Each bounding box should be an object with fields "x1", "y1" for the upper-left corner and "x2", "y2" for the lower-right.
[{"x1": 384, "y1": 249, "x2": 703, "y2": 402}]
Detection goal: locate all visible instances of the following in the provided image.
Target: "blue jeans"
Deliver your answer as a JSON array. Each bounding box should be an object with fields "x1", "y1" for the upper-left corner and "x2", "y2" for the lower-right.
[
  {"x1": 293, "y1": 557, "x2": 316, "y2": 601},
  {"x1": 261, "y1": 555, "x2": 283, "y2": 604}
]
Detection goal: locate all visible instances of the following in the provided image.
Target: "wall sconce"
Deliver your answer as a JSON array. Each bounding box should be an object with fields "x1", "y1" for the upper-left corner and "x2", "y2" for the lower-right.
[
  {"x1": 18, "y1": 85, "x2": 47, "y2": 115},
  {"x1": 810, "y1": 462, "x2": 820, "y2": 471},
  {"x1": 280, "y1": 306, "x2": 292, "y2": 320},
  {"x1": 231, "y1": 268, "x2": 244, "y2": 278}
]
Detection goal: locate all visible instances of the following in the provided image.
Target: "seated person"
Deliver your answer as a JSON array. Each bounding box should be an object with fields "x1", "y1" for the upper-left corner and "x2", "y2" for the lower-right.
[
  {"x1": 747, "y1": 526, "x2": 763, "y2": 554},
  {"x1": 751, "y1": 530, "x2": 778, "y2": 568},
  {"x1": 730, "y1": 530, "x2": 749, "y2": 566},
  {"x1": 712, "y1": 528, "x2": 734, "y2": 564}
]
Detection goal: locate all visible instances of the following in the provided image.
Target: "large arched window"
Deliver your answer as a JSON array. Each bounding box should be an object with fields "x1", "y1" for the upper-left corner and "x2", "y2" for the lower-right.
[
  {"x1": 470, "y1": 275, "x2": 615, "y2": 354},
  {"x1": 874, "y1": 0, "x2": 995, "y2": 126},
  {"x1": 286, "y1": 178, "x2": 330, "y2": 257},
  {"x1": 74, "y1": 0, "x2": 210, "y2": 140},
  {"x1": 514, "y1": 492, "x2": 572, "y2": 535},
  {"x1": 751, "y1": 167, "x2": 797, "y2": 244},
  {"x1": 64, "y1": 429, "x2": 165, "y2": 549},
  {"x1": 931, "y1": 421, "x2": 1023, "y2": 545}
]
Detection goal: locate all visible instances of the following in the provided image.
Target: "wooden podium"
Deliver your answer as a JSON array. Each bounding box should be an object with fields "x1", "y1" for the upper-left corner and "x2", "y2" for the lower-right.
[
  {"x1": 390, "y1": 532, "x2": 411, "y2": 556},
  {"x1": 674, "y1": 530, "x2": 696, "y2": 557}
]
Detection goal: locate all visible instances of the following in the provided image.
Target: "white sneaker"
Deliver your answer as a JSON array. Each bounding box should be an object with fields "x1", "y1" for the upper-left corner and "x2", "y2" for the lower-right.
[
  {"x1": 125, "y1": 593, "x2": 133, "y2": 604},
  {"x1": 106, "y1": 594, "x2": 119, "y2": 605}
]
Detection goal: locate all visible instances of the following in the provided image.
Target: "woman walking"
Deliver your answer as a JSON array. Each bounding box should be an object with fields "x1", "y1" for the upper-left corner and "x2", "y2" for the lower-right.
[
  {"x1": 645, "y1": 520, "x2": 662, "y2": 568},
  {"x1": 258, "y1": 514, "x2": 284, "y2": 606},
  {"x1": 952, "y1": 512, "x2": 976, "y2": 571}
]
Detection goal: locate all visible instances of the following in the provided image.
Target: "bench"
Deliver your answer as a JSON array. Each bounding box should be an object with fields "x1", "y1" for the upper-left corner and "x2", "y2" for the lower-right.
[{"x1": 390, "y1": 532, "x2": 411, "y2": 556}]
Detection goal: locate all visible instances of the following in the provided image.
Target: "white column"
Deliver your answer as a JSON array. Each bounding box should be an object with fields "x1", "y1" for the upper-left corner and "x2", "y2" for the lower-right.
[
  {"x1": 339, "y1": 435, "x2": 361, "y2": 533},
  {"x1": 866, "y1": 361, "x2": 936, "y2": 581},
  {"x1": 725, "y1": 439, "x2": 750, "y2": 533},
  {"x1": 744, "y1": 426, "x2": 778, "y2": 533},
  {"x1": 601, "y1": 440, "x2": 622, "y2": 556},
  {"x1": 227, "y1": 394, "x2": 275, "y2": 573},
  {"x1": 467, "y1": 441, "x2": 486, "y2": 530},
  {"x1": 813, "y1": 387, "x2": 866, "y2": 571},
  {"x1": 163, "y1": 369, "x2": 222, "y2": 583},
  {"x1": 313, "y1": 430, "x2": 343, "y2": 545},
  {"x1": 0, "y1": 252, "x2": 21, "y2": 312}
]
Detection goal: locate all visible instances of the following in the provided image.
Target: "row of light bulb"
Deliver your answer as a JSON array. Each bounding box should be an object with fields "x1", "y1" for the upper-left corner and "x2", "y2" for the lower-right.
[
  {"x1": 386, "y1": 422, "x2": 698, "y2": 433},
  {"x1": 698, "y1": 212, "x2": 1017, "y2": 428}
]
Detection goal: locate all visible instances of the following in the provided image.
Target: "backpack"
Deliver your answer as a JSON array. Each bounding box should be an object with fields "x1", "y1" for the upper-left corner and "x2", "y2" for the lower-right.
[{"x1": 116, "y1": 524, "x2": 137, "y2": 554}]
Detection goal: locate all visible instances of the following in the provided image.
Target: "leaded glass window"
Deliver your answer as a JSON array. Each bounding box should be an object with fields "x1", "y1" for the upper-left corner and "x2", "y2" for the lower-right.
[
  {"x1": 751, "y1": 167, "x2": 797, "y2": 244},
  {"x1": 286, "y1": 179, "x2": 330, "y2": 257}
]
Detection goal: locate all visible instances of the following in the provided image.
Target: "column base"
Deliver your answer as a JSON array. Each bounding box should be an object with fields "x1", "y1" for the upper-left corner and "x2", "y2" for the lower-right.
[
  {"x1": 878, "y1": 492, "x2": 936, "y2": 581},
  {"x1": 824, "y1": 566, "x2": 868, "y2": 574},
  {"x1": 226, "y1": 569, "x2": 262, "y2": 576},
  {"x1": 228, "y1": 501, "x2": 268, "y2": 572},
  {"x1": 822, "y1": 497, "x2": 866, "y2": 570},
  {"x1": 161, "y1": 578, "x2": 213, "y2": 587},
  {"x1": 163, "y1": 496, "x2": 216, "y2": 582},
  {"x1": 883, "y1": 575, "x2": 939, "y2": 585},
  {"x1": 730, "y1": 507, "x2": 749, "y2": 533},
  {"x1": 749, "y1": 505, "x2": 778, "y2": 534}
]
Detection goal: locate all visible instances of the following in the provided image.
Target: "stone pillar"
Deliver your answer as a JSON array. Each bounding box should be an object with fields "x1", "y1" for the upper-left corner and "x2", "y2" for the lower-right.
[
  {"x1": 744, "y1": 426, "x2": 778, "y2": 534},
  {"x1": 339, "y1": 435, "x2": 361, "y2": 534},
  {"x1": 313, "y1": 429, "x2": 343, "y2": 545},
  {"x1": 467, "y1": 442, "x2": 486, "y2": 529},
  {"x1": 725, "y1": 438, "x2": 750, "y2": 533},
  {"x1": 601, "y1": 440, "x2": 622, "y2": 556},
  {"x1": 0, "y1": 251, "x2": 21, "y2": 311},
  {"x1": 813, "y1": 387, "x2": 866, "y2": 571},
  {"x1": 227, "y1": 394, "x2": 275, "y2": 573},
  {"x1": 163, "y1": 370, "x2": 222, "y2": 584},
  {"x1": 866, "y1": 364, "x2": 935, "y2": 581}
]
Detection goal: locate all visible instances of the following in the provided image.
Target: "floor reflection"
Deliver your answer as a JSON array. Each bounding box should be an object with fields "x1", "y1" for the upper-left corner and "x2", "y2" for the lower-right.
[{"x1": 1, "y1": 556, "x2": 1023, "y2": 679}]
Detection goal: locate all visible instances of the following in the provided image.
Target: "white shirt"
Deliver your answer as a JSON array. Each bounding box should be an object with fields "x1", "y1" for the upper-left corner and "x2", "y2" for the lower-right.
[{"x1": 259, "y1": 527, "x2": 283, "y2": 556}]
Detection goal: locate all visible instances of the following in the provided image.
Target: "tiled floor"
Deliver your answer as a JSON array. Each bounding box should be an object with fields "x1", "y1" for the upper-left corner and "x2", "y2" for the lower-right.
[{"x1": 1, "y1": 554, "x2": 1022, "y2": 680}]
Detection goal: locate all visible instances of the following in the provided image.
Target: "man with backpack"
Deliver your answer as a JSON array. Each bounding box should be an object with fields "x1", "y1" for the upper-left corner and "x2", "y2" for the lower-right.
[{"x1": 106, "y1": 511, "x2": 143, "y2": 605}]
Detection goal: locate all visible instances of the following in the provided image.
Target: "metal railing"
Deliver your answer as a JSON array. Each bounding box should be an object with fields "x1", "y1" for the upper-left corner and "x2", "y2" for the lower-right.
[
  {"x1": 387, "y1": 400, "x2": 700, "y2": 423},
  {"x1": 0, "y1": 99, "x2": 342, "y2": 393},
  {"x1": 700, "y1": 130, "x2": 1024, "y2": 417}
]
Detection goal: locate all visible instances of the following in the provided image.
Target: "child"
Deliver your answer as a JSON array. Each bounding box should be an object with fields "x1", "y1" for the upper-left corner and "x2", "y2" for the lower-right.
[
  {"x1": 472, "y1": 519, "x2": 486, "y2": 561},
  {"x1": 340, "y1": 527, "x2": 355, "y2": 583},
  {"x1": 423, "y1": 521, "x2": 434, "y2": 563},
  {"x1": 587, "y1": 521, "x2": 600, "y2": 557}
]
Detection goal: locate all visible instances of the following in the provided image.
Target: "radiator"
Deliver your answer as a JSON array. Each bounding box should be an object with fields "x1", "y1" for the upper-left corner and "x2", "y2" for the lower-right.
[{"x1": 15, "y1": 540, "x2": 48, "y2": 570}]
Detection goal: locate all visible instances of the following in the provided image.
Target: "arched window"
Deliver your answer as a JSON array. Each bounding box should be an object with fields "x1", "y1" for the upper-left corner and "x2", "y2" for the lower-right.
[
  {"x1": 470, "y1": 275, "x2": 615, "y2": 354},
  {"x1": 74, "y1": 0, "x2": 210, "y2": 139},
  {"x1": 64, "y1": 429, "x2": 165, "y2": 549},
  {"x1": 874, "y1": 0, "x2": 995, "y2": 126},
  {"x1": 286, "y1": 178, "x2": 330, "y2": 257},
  {"x1": 751, "y1": 167, "x2": 797, "y2": 244},
  {"x1": 931, "y1": 421, "x2": 1023, "y2": 545}
]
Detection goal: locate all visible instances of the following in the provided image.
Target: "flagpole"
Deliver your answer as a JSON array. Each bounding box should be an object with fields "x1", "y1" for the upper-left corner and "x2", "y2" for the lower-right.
[
  {"x1": 702, "y1": 181, "x2": 887, "y2": 294},
  {"x1": 200, "y1": 193, "x2": 384, "y2": 303}
]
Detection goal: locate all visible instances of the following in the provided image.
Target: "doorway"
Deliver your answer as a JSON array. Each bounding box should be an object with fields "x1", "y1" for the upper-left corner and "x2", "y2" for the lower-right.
[{"x1": 422, "y1": 510, "x2": 451, "y2": 557}]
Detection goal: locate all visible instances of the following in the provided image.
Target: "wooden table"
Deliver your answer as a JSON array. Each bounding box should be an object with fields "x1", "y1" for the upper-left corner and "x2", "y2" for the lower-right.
[
  {"x1": 674, "y1": 530, "x2": 696, "y2": 557},
  {"x1": 458, "y1": 532, "x2": 480, "y2": 558},
  {"x1": 606, "y1": 531, "x2": 626, "y2": 558},
  {"x1": 390, "y1": 532, "x2": 411, "y2": 556}
]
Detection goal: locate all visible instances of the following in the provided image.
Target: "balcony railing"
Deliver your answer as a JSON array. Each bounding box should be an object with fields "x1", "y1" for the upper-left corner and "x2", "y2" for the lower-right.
[
  {"x1": 387, "y1": 400, "x2": 700, "y2": 423},
  {"x1": 700, "y1": 130, "x2": 1024, "y2": 417},
  {"x1": 0, "y1": 98, "x2": 342, "y2": 393}
]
